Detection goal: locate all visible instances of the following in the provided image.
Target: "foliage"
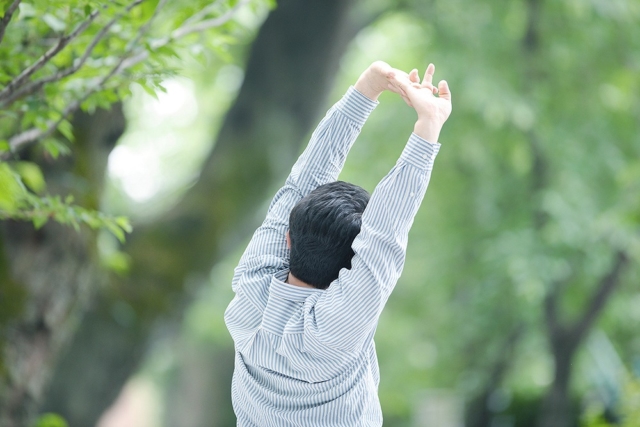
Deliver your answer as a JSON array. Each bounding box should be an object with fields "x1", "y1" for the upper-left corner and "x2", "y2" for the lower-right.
[
  {"x1": 33, "y1": 413, "x2": 68, "y2": 427},
  {"x1": 582, "y1": 375, "x2": 640, "y2": 427},
  {"x1": 0, "y1": 161, "x2": 132, "y2": 240},
  {"x1": 0, "y1": 0, "x2": 269, "y2": 240},
  {"x1": 326, "y1": 0, "x2": 640, "y2": 421}
]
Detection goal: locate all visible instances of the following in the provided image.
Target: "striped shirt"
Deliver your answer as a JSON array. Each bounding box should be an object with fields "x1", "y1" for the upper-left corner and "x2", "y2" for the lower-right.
[{"x1": 224, "y1": 87, "x2": 440, "y2": 426}]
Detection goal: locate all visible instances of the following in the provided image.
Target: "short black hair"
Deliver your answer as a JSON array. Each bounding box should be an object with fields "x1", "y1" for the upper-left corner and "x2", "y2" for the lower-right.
[{"x1": 288, "y1": 181, "x2": 370, "y2": 289}]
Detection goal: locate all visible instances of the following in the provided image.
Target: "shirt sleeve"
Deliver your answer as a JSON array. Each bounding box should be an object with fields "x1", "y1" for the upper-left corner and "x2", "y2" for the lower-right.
[
  {"x1": 302, "y1": 133, "x2": 441, "y2": 353},
  {"x1": 231, "y1": 87, "x2": 379, "y2": 301}
]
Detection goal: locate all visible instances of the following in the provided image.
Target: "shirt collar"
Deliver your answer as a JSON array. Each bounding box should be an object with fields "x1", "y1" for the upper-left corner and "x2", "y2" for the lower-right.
[{"x1": 270, "y1": 275, "x2": 323, "y2": 302}]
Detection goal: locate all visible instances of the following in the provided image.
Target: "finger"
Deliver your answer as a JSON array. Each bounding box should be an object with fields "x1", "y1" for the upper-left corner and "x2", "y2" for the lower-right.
[
  {"x1": 387, "y1": 83, "x2": 414, "y2": 107},
  {"x1": 437, "y1": 80, "x2": 451, "y2": 101},
  {"x1": 388, "y1": 72, "x2": 415, "y2": 94},
  {"x1": 386, "y1": 73, "x2": 399, "y2": 90},
  {"x1": 388, "y1": 69, "x2": 412, "y2": 82},
  {"x1": 422, "y1": 63, "x2": 435, "y2": 88},
  {"x1": 409, "y1": 69, "x2": 420, "y2": 83},
  {"x1": 387, "y1": 82, "x2": 407, "y2": 97}
]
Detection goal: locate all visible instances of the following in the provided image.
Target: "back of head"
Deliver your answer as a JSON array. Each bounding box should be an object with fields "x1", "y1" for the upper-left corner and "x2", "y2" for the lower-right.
[{"x1": 288, "y1": 181, "x2": 370, "y2": 289}]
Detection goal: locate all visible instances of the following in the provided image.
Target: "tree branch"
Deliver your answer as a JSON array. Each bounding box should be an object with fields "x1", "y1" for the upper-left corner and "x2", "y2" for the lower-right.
[
  {"x1": 171, "y1": 0, "x2": 251, "y2": 39},
  {"x1": 7, "y1": 62, "x2": 123, "y2": 154},
  {"x1": 104, "y1": 0, "x2": 251, "y2": 78},
  {"x1": 0, "y1": 0, "x2": 21, "y2": 45},
  {"x1": 4, "y1": 0, "x2": 248, "y2": 156},
  {"x1": 4, "y1": 0, "x2": 167, "y2": 156},
  {"x1": 569, "y1": 250, "x2": 628, "y2": 346},
  {"x1": 543, "y1": 250, "x2": 629, "y2": 360},
  {"x1": 2, "y1": 0, "x2": 244, "y2": 107},
  {"x1": 0, "y1": 8, "x2": 101, "y2": 102},
  {"x1": 543, "y1": 284, "x2": 563, "y2": 346},
  {"x1": 0, "y1": 0, "x2": 143, "y2": 109},
  {"x1": 524, "y1": 0, "x2": 542, "y2": 53},
  {"x1": 181, "y1": 0, "x2": 225, "y2": 28}
]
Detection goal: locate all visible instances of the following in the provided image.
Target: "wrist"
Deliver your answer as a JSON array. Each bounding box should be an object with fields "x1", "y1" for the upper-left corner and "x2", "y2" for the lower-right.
[
  {"x1": 413, "y1": 118, "x2": 441, "y2": 143},
  {"x1": 354, "y1": 66, "x2": 384, "y2": 101}
]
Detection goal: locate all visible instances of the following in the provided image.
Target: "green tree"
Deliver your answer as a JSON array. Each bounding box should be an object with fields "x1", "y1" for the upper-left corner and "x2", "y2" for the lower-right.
[{"x1": 333, "y1": 1, "x2": 640, "y2": 426}]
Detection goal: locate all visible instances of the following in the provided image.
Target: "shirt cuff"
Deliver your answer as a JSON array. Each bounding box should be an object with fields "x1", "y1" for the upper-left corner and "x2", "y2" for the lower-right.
[
  {"x1": 334, "y1": 86, "x2": 379, "y2": 125},
  {"x1": 399, "y1": 133, "x2": 441, "y2": 171}
]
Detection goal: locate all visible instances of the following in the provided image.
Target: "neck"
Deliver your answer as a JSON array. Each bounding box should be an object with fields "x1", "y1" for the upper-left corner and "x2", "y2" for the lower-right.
[{"x1": 286, "y1": 272, "x2": 314, "y2": 289}]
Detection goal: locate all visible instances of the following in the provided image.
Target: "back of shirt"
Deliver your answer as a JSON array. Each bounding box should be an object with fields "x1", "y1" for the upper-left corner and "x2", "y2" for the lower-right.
[{"x1": 225, "y1": 270, "x2": 382, "y2": 426}]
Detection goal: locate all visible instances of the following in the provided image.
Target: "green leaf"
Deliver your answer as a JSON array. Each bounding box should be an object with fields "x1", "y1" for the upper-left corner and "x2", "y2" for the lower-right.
[
  {"x1": 139, "y1": 0, "x2": 159, "y2": 20},
  {"x1": 14, "y1": 161, "x2": 46, "y2": 194},
  {"x1": 82, "y1": 213, "x2": 101, "y2": 229},
  {"x1": 34, "y1": 412, "x2": 68, "y2": 427},
  {"x1": 57, "y1": 120, "x2": 74, "y2": 142},
  {"x1": 106, "y1": 222, "x2": 125, "y2": 243},
  {"x1": 0, "y1": 140, "x2": 9, "y2": 153},
  {"x1": 0, "y1": 163, "x2": 26, "y2": 213},
  {"x1": 32, "y1": 214, "x2": 48, "y2": 229},
  {"x1": 84, "y1": 4, "x2": 91, "y2": 16},
  {"x1": 115, "y1": 216, "x2": 132, "y2": 233},
  {"x1": 0, "y1": 0, "x2": 7, "y2": 18},
  {"x1": 42, "y1": 139, "x2": 71, "y2": 159},
  {"x1": 136, "y1": 81, "x2": 159, "y2": 99},
  {"x1": 156, "y1": 45, "x2": 179, "y2": 59}
]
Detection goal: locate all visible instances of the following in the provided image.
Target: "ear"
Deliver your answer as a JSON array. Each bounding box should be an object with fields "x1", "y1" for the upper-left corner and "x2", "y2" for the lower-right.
[{"x1": 286, "y1": 230, "x2": 291, "y2": 249}]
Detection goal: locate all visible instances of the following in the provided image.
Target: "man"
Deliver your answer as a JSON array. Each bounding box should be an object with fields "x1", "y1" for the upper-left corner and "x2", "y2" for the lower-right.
[{"x1": 224, "y1": 61, "x2": 452, "y2": 426}]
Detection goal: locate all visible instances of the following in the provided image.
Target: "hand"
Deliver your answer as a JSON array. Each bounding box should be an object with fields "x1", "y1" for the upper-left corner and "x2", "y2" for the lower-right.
[
  {"x1": 354, "y1": 61, "x2": 412, "y2": 102},
  {"x1": 387, "y1": 64, "x2": 452, "y2": 142}
]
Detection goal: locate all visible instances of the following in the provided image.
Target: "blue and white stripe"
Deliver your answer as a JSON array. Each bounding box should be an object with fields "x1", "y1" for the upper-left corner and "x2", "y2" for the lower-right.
[{"x1": 225, "y1": 86, "x2": 441, "y2": 426}]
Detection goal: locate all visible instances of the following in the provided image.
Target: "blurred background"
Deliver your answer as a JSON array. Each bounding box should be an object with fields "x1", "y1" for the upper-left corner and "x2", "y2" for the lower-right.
[{"x1": 0, "y1": 0, "x2": 639, "y2": 426}]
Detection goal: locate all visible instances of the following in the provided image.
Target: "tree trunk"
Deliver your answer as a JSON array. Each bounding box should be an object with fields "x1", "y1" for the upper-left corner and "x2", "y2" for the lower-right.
[
  {"x1": 0, "y1": 106, "x2": 126, "y2": 427},
  {"x1": 41, "y1": 0, "x2": 364, "y2": 425},
  {"x1": 537, "y1": 352, "x2": 573, "y2": 427},
  {"x1": 465, "y1": 325, "x2": 524, "y2": 427},
  {"x1": 537, "y1": 252, "x2": 628, "y2": 427}
]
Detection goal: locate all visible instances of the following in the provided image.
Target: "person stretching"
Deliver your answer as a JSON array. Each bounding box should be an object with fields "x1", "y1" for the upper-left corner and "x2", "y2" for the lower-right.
[{"x1": 224, "y1": 61, "x2": 452, "y2": 426}]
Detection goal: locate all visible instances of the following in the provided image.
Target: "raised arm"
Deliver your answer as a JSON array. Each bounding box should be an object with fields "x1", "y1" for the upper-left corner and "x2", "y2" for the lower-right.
[
  {"x1": 304, "y1": 65, "x2": 453, "y2": 352},
  {"x1": 231, "y1": 63, "x2": 401, "y2": 294}
]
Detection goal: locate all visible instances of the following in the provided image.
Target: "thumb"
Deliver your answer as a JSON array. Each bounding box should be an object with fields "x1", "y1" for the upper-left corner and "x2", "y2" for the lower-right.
[{"x1": 437, "y1": 80, "x2": 451, "y2": 101}]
